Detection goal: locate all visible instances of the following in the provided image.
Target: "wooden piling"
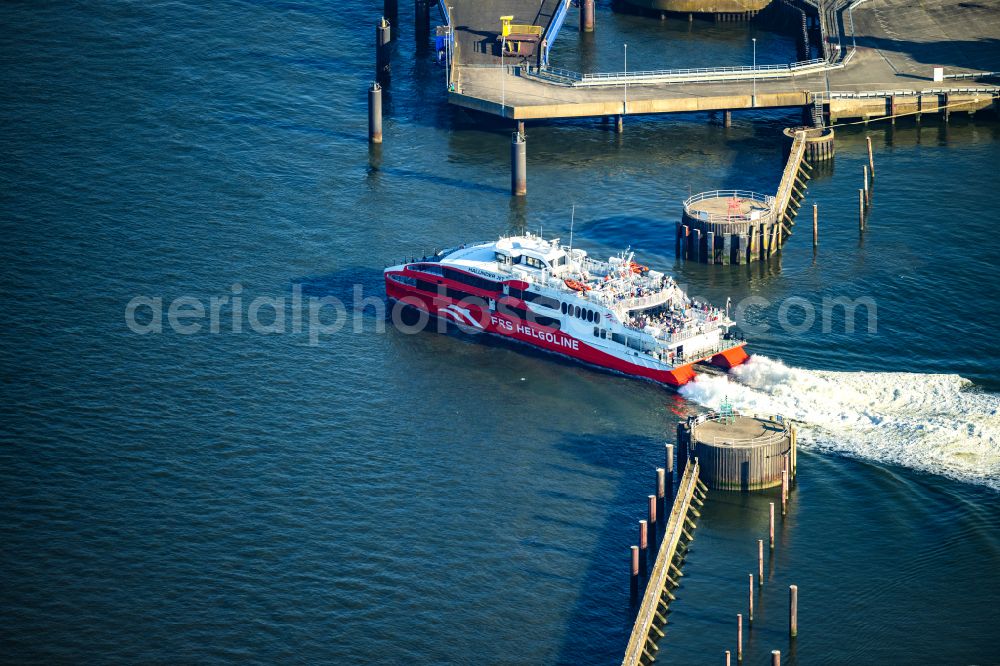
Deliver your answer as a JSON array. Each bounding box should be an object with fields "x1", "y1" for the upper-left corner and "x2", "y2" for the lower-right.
[
  {"x1": 812, "y1": 204, "x2": 818, "y2": 248},
  {"x1": 511, "y1": 132, "x2": 526, "y2": 196},
  {"x1": 630, "y1": 545, "x2": 640, "y2": 598},
  {"x1": 867, "y1": 136, "x2": 875, "y2": 180},
  {"x1": 758, "y1": 539, "x2": 764, "y2": 583},
  {"x1": 781, "y1": 470, "x2": 788, "y2": 515},
  {"x1": 706, "y1": 230, "x2": 715, "y2": 264},
  {"x1": 789, "y1": 584, "x2": 798, "y2": 637},
  {"x1": 749, "y1": 573, "x2": 754, "y2": 622},
  {"x1": 657, "y1": 468, "x2": 666, "y2": 512},
  {"x1": 580, "y1": 0, "x2": 595, "y2": 32},
  {"x1": 863, "y1": 165, "x2": 870, "y2": 208},
  {"x1": 769, "y1": 502, "x2": 775, "y2": 548},
  {"x1": 783, "y1": 455, "x2": 790, "y2": 497},
  {"x1": 725, "y1": 650, "x2": 731, "y2": 666},
  {"x1": 772, "y1": 650, "x2": 781, "y2": 666},
  {"x1": 648, "y1": 494, "x2": 657, "y2": 527},
  {"x1": 858, "y1": 189, "x2": 865, "y2": 231},
  {"x1": 737, "y1": 613, "x2": 743, "y2": 662},
  {"x1": 665, "y1": 444, "x2": 675, "y2": 500},
  {"x1": 724, "y1": 110, "x2": 732, "y2": 127},
  {"x1": 616, "y1": 115, "x2": 624, "y2": 133},
  {"x1": 791, "y1": 425, "x2": 797, "y2": 479},
  {"x1": 639, "y1": 519, "x2": 648, "y2": 551},
  {"x1": 368, "y1": 82, "x2": 383, "y2": 144}
]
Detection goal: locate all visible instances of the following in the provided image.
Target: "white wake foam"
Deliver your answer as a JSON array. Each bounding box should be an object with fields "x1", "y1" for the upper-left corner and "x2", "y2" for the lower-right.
[{"x1": 679, "y1": 355, "x2": 1000, "y2": 490}]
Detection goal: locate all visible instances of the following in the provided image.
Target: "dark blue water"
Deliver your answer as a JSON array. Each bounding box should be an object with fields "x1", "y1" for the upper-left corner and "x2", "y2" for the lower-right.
[{"x1": 2, "y1": 1, "x2": 998, "y2": 664}]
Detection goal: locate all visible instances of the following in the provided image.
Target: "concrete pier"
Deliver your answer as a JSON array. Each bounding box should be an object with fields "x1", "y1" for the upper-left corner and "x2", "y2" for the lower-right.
[
  {"x1": 785, "y1": 126, "x2": 835, "y2": 162},
  {"x1": 444, "y1": 0, "x2": 999, "y2": 124}
]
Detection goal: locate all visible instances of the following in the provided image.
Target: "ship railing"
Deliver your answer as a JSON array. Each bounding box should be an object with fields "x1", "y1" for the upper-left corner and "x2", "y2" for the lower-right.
[
  {"x1": 623, "y1": 319, "x2": 725, "y2": 345},
  {"x1": 614, "y1": 289, "x2": 673, "y2": 315}
]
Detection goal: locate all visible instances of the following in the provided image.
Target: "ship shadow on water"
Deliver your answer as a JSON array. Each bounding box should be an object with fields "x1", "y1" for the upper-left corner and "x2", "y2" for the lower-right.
[{"x1": 543, "y1": 430, "x2": 679, "y2": 665}]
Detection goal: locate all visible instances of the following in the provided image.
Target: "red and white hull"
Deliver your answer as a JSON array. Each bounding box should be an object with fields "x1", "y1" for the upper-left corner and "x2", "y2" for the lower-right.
[{"x1": 386, "y1": 279, "x2": 747, "y2": 387}]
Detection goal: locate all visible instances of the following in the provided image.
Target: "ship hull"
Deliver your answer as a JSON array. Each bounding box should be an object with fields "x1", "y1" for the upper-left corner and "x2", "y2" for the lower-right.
[{"x1": 386, "y1": 280, "x2": 746, "y2": 387}]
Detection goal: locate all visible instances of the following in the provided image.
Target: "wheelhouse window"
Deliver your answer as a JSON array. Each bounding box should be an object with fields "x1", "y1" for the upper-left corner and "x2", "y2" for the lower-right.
[
  {"x1": 443, "y1": 267, "x2": 501, "y2": 292},
  {"x1": 387, "y1": 273, "x2": 417, "y2": 286},
  {"x1": 522, "y1": 255, "x2": 547, "y2": 270},
  {"x1": 411, "y1": 263, "x2": 444, "y2": 276}
]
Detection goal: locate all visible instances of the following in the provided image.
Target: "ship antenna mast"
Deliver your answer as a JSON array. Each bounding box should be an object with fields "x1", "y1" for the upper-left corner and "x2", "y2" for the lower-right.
[{"x1": 569, "y1": 204, "x2": 575, "y2": 253}]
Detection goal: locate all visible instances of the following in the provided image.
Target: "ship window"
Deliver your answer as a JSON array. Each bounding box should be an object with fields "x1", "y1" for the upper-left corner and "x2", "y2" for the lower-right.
[
  {"x1": 497, "y1": 302, "x2": 528, "y2": 320},
  {"x1": 611, "y1": 332, "x2": 626, "y2": 345},
  {"x1": 524, "y1": 291, "x2": 560, "y2": 310},
  {"x1": 561, "y1": 302, "x2": 567, "y2": 315},
  {"x1": 574, "y1": 306, "x2": 581, "y2": 318},
  {"x1": 593, "y1": 326, "x2": 600, "y2": 337},
  {"x1": 554, "y1": 255, "x2": 566, "y2": 266},
  {"x1": 412, "y1": 263, "x2": 444, "y2": 276},
  {"x1": 445, "y1": 286, "x2": 487, "y2": 303},
  {"x1": 587, "y1": 310, "x2": 594, "y2": 323},
  {"x1": 508, "y1": 287, "x2": 523, "y2": 300},
  {"x1": 387, "y1": 274, "x2": 417, "y2": 286},
  {"x1": 600, "y1": 329, "x2": 608, "y2": 339},
  {"x1": 534, "y1": 315, "x2": 561, "y2": 330},
  {"x1": 443, "y1": 267, "x2": 501, "y2": 292},
  {"x1": 415, "y1": 279, "x2": 442, "y2": 293}
]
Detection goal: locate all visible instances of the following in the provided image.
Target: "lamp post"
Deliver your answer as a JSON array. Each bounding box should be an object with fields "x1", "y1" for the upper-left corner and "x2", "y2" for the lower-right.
[
  {"x1": 752, "y1": 37, "x2": 757, "y2": 107},
  {"x1": 501, "y1": 34, "x2": 506, "y2": 113},
  {"x1": 624, "y1": 42, "x2": 628, "y2": 114}
]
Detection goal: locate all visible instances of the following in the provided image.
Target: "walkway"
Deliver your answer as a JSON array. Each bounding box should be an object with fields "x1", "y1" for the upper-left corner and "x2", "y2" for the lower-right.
[{"x1": 446, "y1": 0, "x2": 1000, "y2": 121}]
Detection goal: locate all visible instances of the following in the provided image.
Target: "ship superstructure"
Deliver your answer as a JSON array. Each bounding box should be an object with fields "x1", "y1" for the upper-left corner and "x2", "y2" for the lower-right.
[{"x1": 384, "y1": 233, "x2": 748, "y2": 386}]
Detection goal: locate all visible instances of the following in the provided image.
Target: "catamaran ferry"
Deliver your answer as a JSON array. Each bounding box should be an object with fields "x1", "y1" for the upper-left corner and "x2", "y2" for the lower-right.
[{"x1": 384, "y1": 233, "x2": 748, "y2": 386}]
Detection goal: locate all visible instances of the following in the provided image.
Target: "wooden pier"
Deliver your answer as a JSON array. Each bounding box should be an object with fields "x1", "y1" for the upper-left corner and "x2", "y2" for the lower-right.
[
  {"x1": 622, "y1": 458, "x2": 707, "y2": 665},
  {"x1": 770, "y1": 129, "x2": 809, "y2": 254}
]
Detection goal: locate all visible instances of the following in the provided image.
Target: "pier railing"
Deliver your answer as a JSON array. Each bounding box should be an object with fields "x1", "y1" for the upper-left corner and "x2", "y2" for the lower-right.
[
  {"x1": 682, "y1": 190, "x2": 776, "y2": 227},
  {"x1": 523, "y1": 58, "x2": 832, "y2": 87},
  {"x1": 772, "y1": 131, "x2": 807, "y2": 231},
  {"x1": 622, "y1": 459, "x2": 703, "y2": 666}
]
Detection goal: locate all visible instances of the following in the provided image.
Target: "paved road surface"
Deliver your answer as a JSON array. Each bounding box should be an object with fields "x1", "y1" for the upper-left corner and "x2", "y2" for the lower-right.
[{"x1": 450, "y1": 0, "x2": 565, "y2": 66}]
